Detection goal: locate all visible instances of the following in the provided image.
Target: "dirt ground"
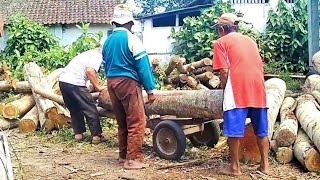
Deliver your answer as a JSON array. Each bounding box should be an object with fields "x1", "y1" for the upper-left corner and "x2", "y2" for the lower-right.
[{"x1": 5, "y1": 128, "x2": 320, "y2": 180}]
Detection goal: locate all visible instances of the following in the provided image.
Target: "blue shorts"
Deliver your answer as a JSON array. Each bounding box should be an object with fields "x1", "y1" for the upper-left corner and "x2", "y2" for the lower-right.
[{"x1": 223, "y1": 108, "x2": 268, "y2": 138}]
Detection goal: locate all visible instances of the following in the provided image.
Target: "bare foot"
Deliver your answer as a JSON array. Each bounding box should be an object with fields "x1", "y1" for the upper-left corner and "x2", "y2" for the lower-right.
[
  {"x1": 74, "y1": 134, "x2": 84, "y2": 142},
  {"x1": 257, "y1": 165, "x2": 269, "y2": 175},
  {"x1": 123, "y1": 160, "x2": 149, "y2": 170},
  {"x1": 118, "y1": 158, "x2": 125, "y2": 164},
  {"x1": 218, "y1": 165, "x2": 242, "y2": 176}
]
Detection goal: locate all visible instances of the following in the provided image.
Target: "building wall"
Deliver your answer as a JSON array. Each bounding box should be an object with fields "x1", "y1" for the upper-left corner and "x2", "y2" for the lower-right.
[{"x1": 0, "y1": 23, "x2": 111, "y2": 51}]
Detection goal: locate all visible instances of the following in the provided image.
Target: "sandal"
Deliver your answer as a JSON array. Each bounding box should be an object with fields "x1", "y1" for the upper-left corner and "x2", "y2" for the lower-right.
[{"x1": 91, "y1": 134, "x2": 108, "y2": 145}]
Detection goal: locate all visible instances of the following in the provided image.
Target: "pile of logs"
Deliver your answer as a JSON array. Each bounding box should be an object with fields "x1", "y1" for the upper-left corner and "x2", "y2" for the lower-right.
[
  {"x1": 0, "y1": 63, "x2": 71, "y2": 133},
  {"x1": 152, "y1": 56, "x2": 220, "y2": 90}
]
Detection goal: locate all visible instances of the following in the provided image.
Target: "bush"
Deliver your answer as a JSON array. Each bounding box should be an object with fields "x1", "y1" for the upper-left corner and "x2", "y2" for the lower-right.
[{"x1": 1, "y1": 15, "x2": 102, "y2": 80}]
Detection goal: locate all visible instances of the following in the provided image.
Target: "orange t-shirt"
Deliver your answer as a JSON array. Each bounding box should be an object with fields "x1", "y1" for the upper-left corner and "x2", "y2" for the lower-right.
[{"x1": 212, "y1": 32, "x2": 267, "y2": 111}]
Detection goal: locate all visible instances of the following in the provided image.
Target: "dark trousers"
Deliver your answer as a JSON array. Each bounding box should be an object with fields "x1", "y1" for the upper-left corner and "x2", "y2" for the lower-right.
[
  {"x1": 107, "y1": 77, "x2": 146, "y2": 160},
  {"x1": 59, "y1": 81, "x2": 102, "y2": 136}
]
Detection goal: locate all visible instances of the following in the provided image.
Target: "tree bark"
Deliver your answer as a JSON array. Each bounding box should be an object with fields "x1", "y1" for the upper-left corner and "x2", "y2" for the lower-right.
[
  {"x1": 99, "y1": 89, "x2": 224, "y2": 119},
  {"x1": 183, "y1": 58, "x2": 212, "y2": 70},
  {"x1": 275, "y1": 97, "x2": 298, "y2": 147},
  {"x1": 18, "y1": 107, "x2": 39, "y2": 133},
  {"x1": 2, "y1": 94, "x2": 35, "y2": 119},
  {"x1": 24, "y1": 63, "x2": 69, "y2": 132},
  {"x1": 294, "y1": 129, "x2": 320, "y2": 172},
  {"x1": 180, "y1": 75, "x2": 198, "y2": 89},
  {"x1": 275, "y1": 146, "x2": 293, "y2": 164},
  {"x1": 0, "y1": 118, "x2": 19, "y2": 130},
  {"x1": 195, "y1": 72, "x2": 214, "y2": 82},
  {"x1": 11, "y1": 81, "x2": 31, "y2": 93},
  {"x1": 296, "y1": 94, "x2": 320, "y2": 152},
  {"x1": 33, "y1": 87, "x2": 64, "y2": 105},
  {"x1": 165, "y1": 56, "x2": 180, "y2": 76},
  {"x1": 312, "y1": 50, "x2": 320, "y2": 74},
  {"x1": 0, "y1": 81, "x2": 11, "y2": 92},
  {"x1": 191, "y1": 66, "x2": 213, "y2": 75},
  {"x1": 302, "y1": 74, "x2": 320, "y2": 93},
  {"x1": 265, "y1": 78, "x2": 287, "y2": 140}
]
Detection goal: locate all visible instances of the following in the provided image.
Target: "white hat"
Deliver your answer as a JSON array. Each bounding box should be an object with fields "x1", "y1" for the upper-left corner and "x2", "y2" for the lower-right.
[{"x1": 110, "y1": 4, "x2": 135, "y2": 25}]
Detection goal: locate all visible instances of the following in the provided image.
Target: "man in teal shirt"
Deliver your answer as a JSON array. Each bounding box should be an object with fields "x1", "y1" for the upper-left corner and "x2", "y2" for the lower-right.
[{"x1": 102, "y1": 4, "x2": 156, "y2": 170}]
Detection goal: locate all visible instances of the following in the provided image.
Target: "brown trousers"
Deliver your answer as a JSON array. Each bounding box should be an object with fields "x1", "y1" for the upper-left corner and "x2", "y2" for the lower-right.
[{"x1": 107, "y1": 77, "x2": 146, "y2": 160}]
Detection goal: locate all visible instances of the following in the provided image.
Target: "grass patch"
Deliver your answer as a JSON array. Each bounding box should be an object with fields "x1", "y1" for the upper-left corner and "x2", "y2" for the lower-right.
[{"x1": 279, "y1": 73, "x2": 303, "y2": 92}]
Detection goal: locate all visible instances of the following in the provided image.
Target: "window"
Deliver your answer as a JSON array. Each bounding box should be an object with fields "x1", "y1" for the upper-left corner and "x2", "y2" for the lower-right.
[
  {"x1": 152, "y1": 15, "x2": 176, "y2": 27},
  {"x1": 178, "y1": 11, "x2": 201, "y2": 26}
]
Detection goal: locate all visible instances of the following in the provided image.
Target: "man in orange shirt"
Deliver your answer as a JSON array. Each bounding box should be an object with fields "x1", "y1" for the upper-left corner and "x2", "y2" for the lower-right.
[{"x1": 212, "y1": 13, "x2": 269, "y2": 176}]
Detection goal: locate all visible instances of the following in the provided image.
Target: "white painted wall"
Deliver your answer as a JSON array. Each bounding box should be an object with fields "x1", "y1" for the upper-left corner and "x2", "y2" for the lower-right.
[{"x1": 0, "y1": 24, "x2": 112, "y2": 51}]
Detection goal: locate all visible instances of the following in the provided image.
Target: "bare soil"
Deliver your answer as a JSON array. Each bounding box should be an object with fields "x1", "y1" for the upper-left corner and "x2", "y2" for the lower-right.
[{"x1": 5, "y1": 129, "x2": 320, "y2": 180}]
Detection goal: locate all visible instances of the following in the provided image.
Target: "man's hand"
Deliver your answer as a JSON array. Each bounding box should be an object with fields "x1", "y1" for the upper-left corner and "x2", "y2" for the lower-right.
[
  {"x1": 145, "y1": 93, "x2": 156, "y2": 104},
  {"x1": 96, "y1": 85, "x2": 107, "y2": 92}
]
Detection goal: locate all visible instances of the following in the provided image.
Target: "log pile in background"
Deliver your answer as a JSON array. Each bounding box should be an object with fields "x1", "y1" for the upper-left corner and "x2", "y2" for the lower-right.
[{"x1": 153, "y1": 56, "x2": 220, "y2": 90}]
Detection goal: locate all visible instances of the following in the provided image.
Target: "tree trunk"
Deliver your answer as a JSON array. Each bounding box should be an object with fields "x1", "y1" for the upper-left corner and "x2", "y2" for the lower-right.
[
  {"x1": 98, "y1": 89, "x2": 224, "y2": 119},
  {"x1": 175, "y1": 58, "x2": 188, "y2": 74},
  {"x1": 165, "y1": 56, "x2": 180, "y2": 76},
  {"x1": 275, "y1": 97, "x2": 298, "y2": 147},
  {"x1": 0, "y1": 81, "x2": 11, "y2": 92},
  {"x1": 191, "y1": 66, "x2": 213, "y2": 75},
  {"x1": 97, "y1": 107, "x2": 116, "y2": 119},
  {"x1": 0, "y1": 118, "x2": 19, "y2": 130},
  {"x1": 206, "y1": 75, "x2": 221, "y2": 89},
  {"x1": 18, "y1": 107, "x2": 39, "y2": 133},
  {"x1": 2, "y1": 94, "x2": 35, "y2": 119},
  {"x1": 294, "y1": 129, "x2": 320, "y2": 172},
  {"x1": 24, "y1": 63, "x2": 69, "y2": 132},
  {"x1": 0, "y1": 104, "x2": 3, "y2": 116},
  {"x1": 165, "y1": 74, "x2": 184, "y2": 84},
  {"x1": 196, "y1": 84, "x2": 209, "y2": 90},
  {"x1": 275, "y1": 147, "x2": 293, "y2": 164},
  {"x1": 296, "y1": 94, "x2": 320, "y2": 152},
  {"x1": 33, "y1": 87, "x2": 64, "y2": 104},
  {"x1": 11, "y1": 81, "x2": 31, "y2": 93},
  {"x1": 302, "y1": 74, "x2": 320, "y2": 93},
  {"x1": 265, "y1": 78, "x2": 287, "y2": 140},
  {"x1": 183, "y1": 58, "x2": 212, "y2": 70},
  {"x1": 195, "y1": 72, "x2": 214, "y2": 82},
  {"x1": 312, "y1": 50, "x2": 320, "y2": 74}
]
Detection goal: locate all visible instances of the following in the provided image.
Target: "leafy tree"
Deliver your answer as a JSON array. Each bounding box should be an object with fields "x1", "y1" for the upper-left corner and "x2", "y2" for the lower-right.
[{"x1": 136, "y1": 0, "x2": 195, "y2": 15}]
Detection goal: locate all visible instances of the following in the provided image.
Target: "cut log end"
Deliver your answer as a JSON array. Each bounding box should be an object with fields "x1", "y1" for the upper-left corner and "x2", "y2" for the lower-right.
[
  {"x1": 276, "y1": 147, "x2": 293, "y2": 164},
  {"x1": 46, "y1": 108, "x2": 71, "y2": 129},
  {"x1": 2, "y1": 105, "x2": 18, "y2": 119},
  {"x1": 18, "y1": 119, "x2": 37, "y2": 133},
  {"x1": 305, "y1": 149, "x2": 320, "y2": 172},
  {"x1": 276, "y1": 129, "x2": 297, "y2": 147}
]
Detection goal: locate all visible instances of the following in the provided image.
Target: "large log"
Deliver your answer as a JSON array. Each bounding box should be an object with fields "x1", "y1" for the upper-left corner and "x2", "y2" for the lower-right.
[
  {"x1": 18, "y1": 107, "x2": 39, "y2": 133},
  {"x1": 294, "y1": 129, "x2": 320, "y2": 172},
  {"x1": 312, "y1": 50, "x2": 320, "y2": 74},
  {"x1": 2, "y1": 94, "x2": 35, "y2": 119},
  {"x1": 275, "y1": 97, "x2": 298, "y2": 147},
  {"x1": 99, "y1": 89, "x2": 224, "y2": 119},
  {"x1": 191, "y1": 66, "x2": 213, "y2": 75},
  {"x1": 195, "y1": 72, "x2": 214, "y2": 82},
  {"x1": 24, "y1": 63, "x2": 69, "y2": 132},
  {"x1": 0, "y1": 118, "x2": 19, "y2": 130},
  {"x1": 296, "y1": 94, "x2": 320, "y2": 152},
  {"x1": 265, "y1": 78, "x2": 287, "y2": 140},
  {"x1": 302, "y1": 74, "x2": 320, "y2": 93},
  {"x1": 11, "y1": 81, "x2": 31, "y2": 93},
  {"x1": 165, "y1": 56, "x2": 180, "y2": 76},
  {"x1": 33, "y1": 87, "x2": 64, "y2": 104},
  {"x1": 183, "y1": 58, "x2": 212, "y2": 70},
  {"x1": 0, "y1": 81, "x2": 11, "y2": 92}
]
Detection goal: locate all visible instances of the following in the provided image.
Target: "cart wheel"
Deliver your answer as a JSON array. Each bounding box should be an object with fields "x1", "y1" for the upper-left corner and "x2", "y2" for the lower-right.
[
  {"x1": 153, "y1": 120, "x2": 186, "y2": 160},
  {"x1": 189, "y1": 121, "x2": 220, "y2": 148}
]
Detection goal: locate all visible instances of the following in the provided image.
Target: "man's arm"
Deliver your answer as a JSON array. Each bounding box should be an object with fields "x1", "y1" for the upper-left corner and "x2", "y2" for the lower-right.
[
  {"x1": 220, "y1": 68, "x2": 228, "y2": 89},
  {"x1": 86, "y1": 67, "x2": 106, "y2": 92}
]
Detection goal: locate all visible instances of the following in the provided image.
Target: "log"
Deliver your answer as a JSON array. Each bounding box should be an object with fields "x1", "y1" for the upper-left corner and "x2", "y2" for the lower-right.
[
  {"x1": 275, "y1": 146, "x2": 293, "y2": 164},
  {"x1": 183, "y1": 58, "x2": 212, "y2": 70},
  {"x1": 11, "y1": 81, "x2": 31, "y2": 93},
  {"x1": 165, "y1": 74, "x2": 184, "y2": 84},
  {"x1": 275, "y1": 97, "x2": 298, "y2": 147},
  {"x1": 180, "y1": 75, "x2": 198, "y2": 89},
  {"x1": 0, "y1": 104, "x2": 4, "y2": 116},
  {"x1": 302, "y1": 74, "x2": 320, "y2": 93},
  {"x1": 191, "y1": 66, "x2": 213, "y2": 75},
  {"x1": 294, "y1": 129, "x2": 320, "y2": 172},
  {"x1": 99, "y1": 89, "x2": 224, "y2": 119},
  {"x1": 311, "y1": 90, "x2": 320, "y2": 105},
  {"x1": 196, "y1": 83, "x2": 209, "y2": 90},
  {"x1": 312, "y1": 50, "x2": 320, "y2": 74},
  {"x1": 24, "y1": 63, "x2": 69, "y2": 132},
  {"x1": 0, "y1": 81, "x2": 11, "y2": 92},
  {"x1": 207, "y1": 75, "x2": 221, "y2": 89},
  {"x1": 0, "y1": 118, "x2": 19, "y2": 130},
  {"x1": 97, "y1": 107, "x2": 116, "y2": 119},
  {"x1": 239, "y1": 124, "x2": 261, "y2": 163},
  {"x1": 195, "y1": 72, "x2": 214, "y2": 82},
  {"x1": 265, "y1": 78, "x2": 287, "y2": 140},
  {"x1": 296, "y1": 94, "x2": 320, "y2": 152},
  {"x1": 18, "y1": 107, "x2": 39, "y2": 133},
  {"x1": 33, "y1": 87, "x2": 64, "y2": 104},
  {"x1": 2, "y1": 94, "x2": 35, "y2": 119},
  {"x1": 165, "y1": 56, "x2": 180, "y2": 76}
]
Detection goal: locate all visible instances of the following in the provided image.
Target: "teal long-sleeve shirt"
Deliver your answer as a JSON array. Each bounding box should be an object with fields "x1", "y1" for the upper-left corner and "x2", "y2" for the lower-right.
[{"x1": 102, "y1": 27, "x2": 155, "y2": 93}]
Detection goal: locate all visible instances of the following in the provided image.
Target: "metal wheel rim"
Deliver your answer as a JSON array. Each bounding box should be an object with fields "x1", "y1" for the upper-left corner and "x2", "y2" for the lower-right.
[{"x1": 156, "y1": 128, "x2": 178, "y2": 156}]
